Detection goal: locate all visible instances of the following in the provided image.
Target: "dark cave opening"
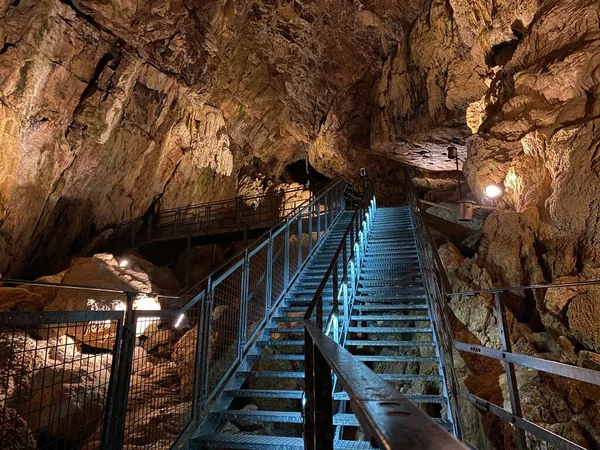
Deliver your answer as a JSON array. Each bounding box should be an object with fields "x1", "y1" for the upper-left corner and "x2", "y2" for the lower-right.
[{"x1": 284, "y1": 159, "x2": 330, "y2": 187}]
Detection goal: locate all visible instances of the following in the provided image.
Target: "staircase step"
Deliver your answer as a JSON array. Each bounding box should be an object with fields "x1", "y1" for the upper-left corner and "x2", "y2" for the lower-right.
[
  {"x1": 333, "y1": 392, "x2": 446, "y2": 403},
  {"x1": 349, "y1": 326, "x2": 433, "y2": 334},
  {"x1": 353, "y1": 304, "x2": 428, "y2": 311},
  {"x1": 192, "y1": 433, "x2": 374, "y2": 449},
  {"x1": 346, "y1": 340, "x2": 435, "y2": 347},
  {"x1": 237, "y1": 371, "x2": 304, "y2": 379},
  {"x1": 258, "y1": 339, "x2": 305, "y2": 346},
  {"x1": 356, "y1": 355, "x2": 438, "y2": 363},
  {"x1": 249, "y1": 353, "x2": 304, "y2": 361},
  {"x1": 350, "y1": 314, "x2": 430, "y2": 321},
  {"x1": 237, "y1": 371, "x2": 441, "y2": 383}
]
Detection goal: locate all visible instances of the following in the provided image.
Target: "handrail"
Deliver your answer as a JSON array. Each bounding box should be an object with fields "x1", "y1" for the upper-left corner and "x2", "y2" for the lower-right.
[
  {"x1": 405, "y1": 171, "x2": 600, "y2": 450},
  {"x1": 304, "y1": 182, "x2": 374, "y2": 326},
  {"x1": 304, "y1": 321, "x2": 467, "y2": 450},
  {"x1": 405, "y1": 171, "x2": 462, "y2": 439},
  {"x1": 178, "y1": 179, "x2": 345, "y2": 301},
  {"x1": 302, "y1": 184, "x2": 376, "y2": 449},
  {"x1": 404, "y1": 171, "x2": 452, "y2": 294},
  {"x1": 0, "y1": 276, "x2": 179, "y2": 298},
  {"x1": 447, "y1": 278, "x2": 600, "y2": 296}
]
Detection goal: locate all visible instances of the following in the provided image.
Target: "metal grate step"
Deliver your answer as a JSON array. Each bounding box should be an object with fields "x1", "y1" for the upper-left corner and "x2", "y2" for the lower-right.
[{"x1": 192, "y1": 433, "x2": 375, "y2": 449}]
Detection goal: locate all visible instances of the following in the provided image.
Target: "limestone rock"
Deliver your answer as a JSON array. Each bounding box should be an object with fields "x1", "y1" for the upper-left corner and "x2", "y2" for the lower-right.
[
  {"x1": 0, "y1": 408, "x2": 37, "y2": 450},
  {"x1": 18, "y1": 356, "x2": 110, "y2": 446}
]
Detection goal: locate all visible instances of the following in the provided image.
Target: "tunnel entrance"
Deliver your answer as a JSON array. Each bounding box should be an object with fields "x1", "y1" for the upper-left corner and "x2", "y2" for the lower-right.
[{"x1": 284, "y1": 159, "x2": 330, "y2": 188}]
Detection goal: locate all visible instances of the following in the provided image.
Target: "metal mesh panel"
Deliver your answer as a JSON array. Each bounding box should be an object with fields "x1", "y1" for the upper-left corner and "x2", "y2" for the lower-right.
[
  {"x1": 300, "y1": 216, "x2": 311, "y2": 265},
  {"x1": 0, "y1": 312, "x2": 120, "y2": 450},
  {"x1": 246, "y1": 244, "x2": 269, "y2": 341},
  {"x1": 288, "y1": 219, "x2": 299, "y2": 280},
  {"x1": 271, "y1": 231, "x2": 286, "y2": 305},
  {"x1": 126, "y1": 311, "x2": 195, "y2": 450},
  {"x1": 208, "y1": 263, "x2": 243, "y2": 397}
]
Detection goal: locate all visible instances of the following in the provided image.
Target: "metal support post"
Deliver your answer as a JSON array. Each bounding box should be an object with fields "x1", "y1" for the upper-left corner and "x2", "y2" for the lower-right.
[
  {"x1": 313, "y1": 343, "x2": 334, "y2": 450},
  {"x1": 332, "y1": 259, "x2": 339, "y2": 314},
  {"x1": 316, "y1": 292, "x2": 324, "y2": 330},
  {"x1": 266, "y1": 232, "x2": 273, "y2": 310},
  {"x1": 308, "y1": 203, "x2": 313, "y2": 254},
  {"x1": 298, "y1": 213, "x2": 303, "y2": 267},
  {"x1": 103, "y1": 292, "x2": 137, "y2": 449},
  {"x1": 192, "y1": 291, "x2": 207, "y2": 421},
  {"x1": 304, "y1": 331, "x2": 316, "y2": 450},
  {"x1": 284, "y1": 224, "x2": 290, "y2": 286},
  {"x1": 239, "y1": 253, "x2": 250, "y2": 350},
  {"x1": 317, "y1": 199, "x2": 321, "y2": 238},
  {"x1": 494, "y1": 292, "x2": 527, "y2": 450},
  {"x1": 198, "y1": 283, "x2": 214, "y2": 414}
]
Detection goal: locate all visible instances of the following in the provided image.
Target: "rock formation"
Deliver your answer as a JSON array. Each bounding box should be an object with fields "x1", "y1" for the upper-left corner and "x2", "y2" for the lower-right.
[{"x1": 1, "y1": 0, "x2": 600, "y2": 448}]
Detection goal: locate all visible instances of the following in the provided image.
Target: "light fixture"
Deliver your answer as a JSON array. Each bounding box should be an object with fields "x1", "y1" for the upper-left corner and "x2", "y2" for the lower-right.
[
  {"x1": 174, "y1": 313, "x2": 186, "y2": 329},
  {"x1": 484, "y1": 184, "x2": 503, "y2": 198},
  {"x1": 119, "y1": 259, "x2": 130, "y2": 268},
  {"x1": 458, "y1": 200, "x2": 476, "y2": 222}
]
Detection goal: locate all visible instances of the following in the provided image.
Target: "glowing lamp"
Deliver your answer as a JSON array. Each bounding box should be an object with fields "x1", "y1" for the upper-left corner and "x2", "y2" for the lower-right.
[
  {"x1": 484, "y1": 184, "x2": 503, "y2": 198},
  {"x1": 119, "y1": 259, "x2": 130, "y2": 268}
]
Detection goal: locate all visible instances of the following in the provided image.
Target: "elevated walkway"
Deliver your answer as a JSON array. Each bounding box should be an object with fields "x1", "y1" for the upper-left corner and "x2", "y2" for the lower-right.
[{"x1": 191, "y1": 206, "x2": 454, "y2": 448}]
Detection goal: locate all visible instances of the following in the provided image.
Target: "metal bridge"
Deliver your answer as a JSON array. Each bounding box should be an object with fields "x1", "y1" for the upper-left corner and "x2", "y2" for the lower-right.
[{"x1": 1, "y1": 179, "x2": 599, "y2": 450}]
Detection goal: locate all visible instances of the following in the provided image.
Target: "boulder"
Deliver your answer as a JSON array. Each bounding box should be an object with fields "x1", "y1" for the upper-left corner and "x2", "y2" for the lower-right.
[
  {"x1": 18, "y1": 355, "x2": 110, "y2": 446},
  {"x1": 0, "y1": 408, "x2": 37, "y2": 450},
  {"x1": 40, "y1": 254, "x2": 161, "y2": 349}
]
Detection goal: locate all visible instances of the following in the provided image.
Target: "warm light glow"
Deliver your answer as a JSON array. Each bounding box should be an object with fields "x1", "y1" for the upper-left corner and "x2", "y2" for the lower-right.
[
  {"x1": 119, "y1": 259, "x2": 130, "y2": 268},
  {"x1": 174, "y1": 313, "x2": 186, "y2": 329},
  {"x1": 484, "y1": 184, "x2": 503, "y2": 198}
]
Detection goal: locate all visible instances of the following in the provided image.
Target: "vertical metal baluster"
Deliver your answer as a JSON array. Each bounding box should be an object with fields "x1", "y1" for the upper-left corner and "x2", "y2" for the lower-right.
[
  {"x1": 239, "y1": 251, "x2": 250, "y2": 352},
  {"x1": 332, "y1": 257, "x2": 339, "y2": 315},
  {"x1": 298, "y1": 212, "x2": 303, "y2": 268},
  {"x1": 192, "y1": 291, "x2": 207, "y2": 421},
  {"x1": 266, "y1": 232, "x2": 273, "y2": 311},
  {"x1": 100, "y1": 315, "x2": 124, "y2": 450},
  {"x1": 317, "y1": 199, "x2": 322, "y2": 238},
  {"x1": 494, "y1": 291, "x2": 527, "y2": 450},
  {"x1": 304, "y1": 331, "x2": 316, "y2": 450},
  {"x1": 284, "y1": 223, "x2": 290, "y2": 287},
  {"x1": 316, "y1": 292, "x2": 324, "y2": 330},
  {"x1": 308, "y1": 203, "x2": 313, "y2": 254},
  {"x1": 105, "y1": 292, "x2": 137, "y2": 449},
  {"x1": 313, "y1": 343, "x2": 334, "y2": 450}
]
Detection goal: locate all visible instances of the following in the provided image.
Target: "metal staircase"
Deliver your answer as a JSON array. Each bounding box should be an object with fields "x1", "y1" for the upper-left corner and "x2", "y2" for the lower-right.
[{"x1": 191, "y1": 206, "x2": 454, "y2": 448}]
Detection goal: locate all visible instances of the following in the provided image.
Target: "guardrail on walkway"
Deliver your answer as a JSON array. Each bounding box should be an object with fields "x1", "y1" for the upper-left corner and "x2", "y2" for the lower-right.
[
  {"x1": 406, "y1": 174, "x2": 600, "y2": 450},
  {"x1": 0, "y1": 179, "x2": 347, "y2": 450},
  {"x1": 111, "y1": 185, "x2": 316, "y2": 249}
]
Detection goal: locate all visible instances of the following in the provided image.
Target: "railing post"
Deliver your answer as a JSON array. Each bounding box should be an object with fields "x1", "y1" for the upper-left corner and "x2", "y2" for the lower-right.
[
  {"x1": 198, "y1": 282, "x2": 214, "y2": 413},
  {"x1": 284, "y1": 223, "x2": 290, "y2": 287},
  {"x1": 313, "y1": 342, "x2": 334, "y2": 450},
  {"x1": 298, "y1": 212, "x2": 303, "y2": 267},
  {"x1": 103, "y1": 292, "x2": 137, "y2": 449},
  {"x1": 239, "y1": 251, "x2": 250, "y2": 350},
  {"x1": 192, "y1": 291, "x2": 207, "y2": 421},
  {"x1": 308, "y1": 203, "x2": 313, "y2": 254},
  {"x1": 316, "y1": 291, "x2": 324, "y2": 330},
  {"x1": 332, "y1": 258, "x2": 339, "y2": 315},
  {"x1": 317, "y1": 199, "x2": 322, "y2": 238},
  {"x1": 304, "y1": 330, "x2": 316, "y2": 450},
  {"x1": 494, "y1": 292, "x2": 527, "y2": 450},
  {"x1": 266, "y1": 232, "x2": 273, "y2": 310}
]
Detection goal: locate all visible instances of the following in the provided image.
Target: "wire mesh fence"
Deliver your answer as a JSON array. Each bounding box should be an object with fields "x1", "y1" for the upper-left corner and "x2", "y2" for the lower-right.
[
  {"x1": 246, "y1": 243, "x2": 269, "y2": 342},
  {"x1": 0, "y1": 179, "x2": 348, "y2": 450},
  {"x1": 0, "y1": 311, "x2": 122, "y2": 450}
]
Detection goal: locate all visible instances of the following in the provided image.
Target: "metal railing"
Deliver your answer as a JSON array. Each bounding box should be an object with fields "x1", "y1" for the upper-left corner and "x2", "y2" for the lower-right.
[
  {"x1": 406, "y1": 174, "x2": 600, "y2": 450},
  {"x1": 0, "y1": 179, "x2": 347, "y2": 450},
  {"x1": 303, "y1": 184, "x2": 376, "y2": 448},
  {"x1": 304, "y1": 321, "x2": 467, "y2": 450},
  {"x1": 111, "y1": 185, "x2": 314, "y2": 248}
]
